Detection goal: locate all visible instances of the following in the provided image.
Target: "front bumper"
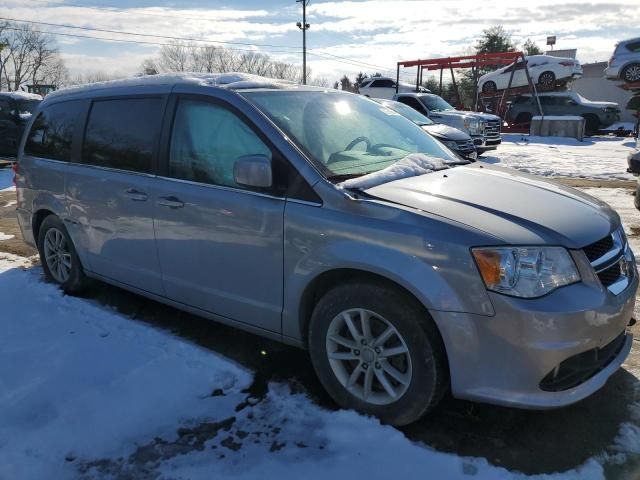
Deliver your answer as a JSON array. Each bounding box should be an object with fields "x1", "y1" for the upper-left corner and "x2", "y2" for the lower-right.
[{"x1": 431, "y1": 260, "x2": 637, "y2": 409}]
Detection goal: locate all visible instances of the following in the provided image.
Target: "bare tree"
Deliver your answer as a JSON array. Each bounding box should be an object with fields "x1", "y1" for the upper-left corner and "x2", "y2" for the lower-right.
[
  {"x1": 143, "y1": 41, "x2": 327, "y2": 86},
  {"x1": 0, "y1": 21, "x2": 68, "y2": 91}
]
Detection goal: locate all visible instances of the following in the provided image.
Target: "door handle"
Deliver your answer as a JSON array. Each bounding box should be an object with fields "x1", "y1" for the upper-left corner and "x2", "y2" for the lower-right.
[
  {"x1": 157, "y1": 196, "x2": 184, "y2": 209},
  {"x1": 124, "y1": 189, "x2": 148, "y2": 201}
]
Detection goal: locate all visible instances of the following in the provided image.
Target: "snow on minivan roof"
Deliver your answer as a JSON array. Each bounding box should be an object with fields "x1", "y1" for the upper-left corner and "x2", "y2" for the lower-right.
[{"x1": 47, "y1": 72, "x2": 298, "y2": 100}]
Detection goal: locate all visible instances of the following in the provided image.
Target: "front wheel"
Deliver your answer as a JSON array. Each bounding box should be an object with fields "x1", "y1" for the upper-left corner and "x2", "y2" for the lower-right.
[
  {"x1": 538, "y1": 71, "x2": 556, "y2": 87},
  {"x1": 622, "y1": 63, "x2": 640, "y2": 83},
  {"x1": 308, "y1": 281, "x2": 448, "y2": 426},
  {"x1": 482, "y1": 81, "x2": 497, "y2": 94},
  {"x1": 37, "y1": 215, "x2": 88, "y2": 293}
]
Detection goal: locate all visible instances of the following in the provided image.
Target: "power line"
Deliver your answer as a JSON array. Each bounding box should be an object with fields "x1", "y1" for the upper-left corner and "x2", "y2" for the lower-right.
[
  {"x1": 0, "y1": 15, "x2": 395, "y2": 72},
  {"x1": 0, "y1": 24, "x2": 396, "y2": 75},
  {"x1": 8, "y1": 0, "x2": 270, "y2": 24}
]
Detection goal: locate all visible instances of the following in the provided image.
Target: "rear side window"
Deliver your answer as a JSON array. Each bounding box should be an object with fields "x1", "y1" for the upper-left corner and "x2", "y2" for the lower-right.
[
  {"x1": 24, "y1": 100, "x2": 84, "y2": 161},
  {"x1": 82, "y1": 97, "x2": 162, "y2": 173}
]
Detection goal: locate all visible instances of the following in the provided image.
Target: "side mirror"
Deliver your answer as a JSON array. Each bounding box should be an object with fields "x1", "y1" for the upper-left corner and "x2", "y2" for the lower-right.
[{"x1": 233, "y1": 154, "x2": 273, "y2": 188}]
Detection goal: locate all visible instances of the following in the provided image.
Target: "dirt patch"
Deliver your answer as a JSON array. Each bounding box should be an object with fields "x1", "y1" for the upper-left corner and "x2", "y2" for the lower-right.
[
  {"x1": 551, "y1": 177, "x2": 637, "y2": 189},
  {"x1": 0, "y1": 190, "x2": 37, "y2": 258}
]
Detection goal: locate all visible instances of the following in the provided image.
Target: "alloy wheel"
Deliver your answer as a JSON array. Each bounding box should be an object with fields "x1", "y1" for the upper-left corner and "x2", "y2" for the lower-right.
[
  {"x1": 43, "y1": 228, "x2": 72, "y2": 283},
  {"x1": 325, "y1": 308, "x2": 412, "y2": 405},
  {"x1": 539, "y1": 72, "x2": 555, "y2": 86},
  {"x1": 624, "y1": 65, "x2": 640, "y2": 83}
]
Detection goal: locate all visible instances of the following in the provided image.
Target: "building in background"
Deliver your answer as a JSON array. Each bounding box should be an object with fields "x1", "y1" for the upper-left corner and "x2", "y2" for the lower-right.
[{"x1": 571, "y1": 62, "x2": 635, "y2": 124}]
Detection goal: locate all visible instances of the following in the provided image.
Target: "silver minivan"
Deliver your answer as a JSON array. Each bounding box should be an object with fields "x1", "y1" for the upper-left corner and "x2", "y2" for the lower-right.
[{"x1": 15, "y1": 73, "x2": 637, "y2": 426}]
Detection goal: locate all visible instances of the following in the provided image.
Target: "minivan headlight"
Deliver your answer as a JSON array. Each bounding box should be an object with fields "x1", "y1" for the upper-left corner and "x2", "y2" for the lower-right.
[{"x1": 472, "y1": 246, "x2": 580, "y2": 298}]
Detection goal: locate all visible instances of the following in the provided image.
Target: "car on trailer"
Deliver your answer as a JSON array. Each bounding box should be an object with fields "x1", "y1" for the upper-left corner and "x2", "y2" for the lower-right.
[
  {"x1": 479, "y1": 55, "x2": 583, "y2": 93},
  {"x1": 605, "y1": 37, "x2": 640, "y2": 84}
]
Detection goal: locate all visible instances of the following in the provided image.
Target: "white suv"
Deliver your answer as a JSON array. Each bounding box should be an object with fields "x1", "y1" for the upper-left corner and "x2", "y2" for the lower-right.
[{"x1": 359, "y1": 77, "x2": 428, "y2": 99}]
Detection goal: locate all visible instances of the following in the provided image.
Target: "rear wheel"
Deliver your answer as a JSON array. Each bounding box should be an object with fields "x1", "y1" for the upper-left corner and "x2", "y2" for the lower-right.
[
  {"x1": 308, "y1": 281, "x2": 448, "y2": 426},
  {"x1": 622, "y1": 63, "x2": 640, "y2": 83},
  {"x1": 538, "y1": 71, "x2": 556, "y2": 87},
  {"x1": 482, "y1": 81, "x2": 497, "y2": 94},
  {"x1": 37, "y1": 215, "x2": 88, "y2": 293}
]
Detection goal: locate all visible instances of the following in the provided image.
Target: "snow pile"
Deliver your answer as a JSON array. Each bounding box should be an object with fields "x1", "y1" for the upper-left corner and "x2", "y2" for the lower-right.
[
  {"x1": 47, "y1": 72, "x2": 295, "y2": 99},
  {"x1": 0, "y1": 232, "x2": 14, "y2": 240},
  {"x1": 340, "y1": 153, "x2": 449, "y2": 190},
  {"x1": 0, "y1": 260, "x2": 252, "y2": 479},
  {"x1": 483, "y1": 134, "x2": 635, "y2": 181}
]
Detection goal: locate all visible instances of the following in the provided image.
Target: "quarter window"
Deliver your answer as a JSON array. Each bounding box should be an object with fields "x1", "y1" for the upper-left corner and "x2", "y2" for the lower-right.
[
  {"x1": 24, "y1": 100, "x2": 84, "y2": 161},
  {"x1": 168, "y1": 99, "x2": 271, "y2": 188},
  {"x1": 82, "y1": 98, "x2": 162, "y2": 173},
  {"x1": 626, "y1": 41, "x2": 640, "y2": 53}
]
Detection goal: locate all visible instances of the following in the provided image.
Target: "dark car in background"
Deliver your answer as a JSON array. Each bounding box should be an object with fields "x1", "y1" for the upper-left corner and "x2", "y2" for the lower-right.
[
  {"x1": 0, "y1": 92, "x2": 42, "y2": 159},
  {"x1": 375, "y1": 99, "x2": 477, "y2": 160},
  {"x1": 507, "y1": 92, "x2": 620, "y2": 135}
]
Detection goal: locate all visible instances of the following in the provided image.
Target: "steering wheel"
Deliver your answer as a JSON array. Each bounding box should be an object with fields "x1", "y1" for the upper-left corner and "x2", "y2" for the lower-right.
[{"x1": 345, "y1": 136, "x2": 372, "y2": 151}]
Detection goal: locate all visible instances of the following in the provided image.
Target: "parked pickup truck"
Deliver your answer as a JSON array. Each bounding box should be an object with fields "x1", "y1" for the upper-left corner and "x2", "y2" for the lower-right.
[
  {"x1": 507, "y1": 92, "x2": 620, "y2": 136},
  {"x1": 0, "y1": 91, "x2": 42, "y2": 159},
  {"x1": 393, "y1": 92, "x2": 501, "y2": 154}
]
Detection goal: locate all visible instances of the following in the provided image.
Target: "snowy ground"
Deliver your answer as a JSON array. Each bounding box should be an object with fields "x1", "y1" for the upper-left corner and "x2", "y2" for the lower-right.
[
  {"x1": 0, "y1": 253, "x2": 629, "y2": 480},
  {"x1": 483, "y1": 134, "x2": 637, "y2": 181}
]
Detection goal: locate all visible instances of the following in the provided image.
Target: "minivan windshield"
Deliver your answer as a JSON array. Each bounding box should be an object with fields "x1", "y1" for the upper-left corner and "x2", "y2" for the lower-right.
[
  {"x1": 421, "y1": 95, "x2": 455, "y2": 112},
  {"x1": 378, "y1": 100, "x2": 434, "y2": 126},
  {"x1": 243, "y1": 90, "x2": 457, "y2": 179}
]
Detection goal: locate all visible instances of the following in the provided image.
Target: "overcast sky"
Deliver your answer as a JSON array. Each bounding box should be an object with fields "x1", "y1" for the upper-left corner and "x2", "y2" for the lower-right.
[{"x1": 4, "y1": 0, "x2": 640, "y2": 82}]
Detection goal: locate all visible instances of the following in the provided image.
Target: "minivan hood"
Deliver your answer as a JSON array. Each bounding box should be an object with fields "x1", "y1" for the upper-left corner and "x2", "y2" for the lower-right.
[
  {"x1": 366, "y1": 163, "x2": 617, "y2": 247},
  {"x1": 422, "y1": 123, "x2": 470, "y2": 141}
]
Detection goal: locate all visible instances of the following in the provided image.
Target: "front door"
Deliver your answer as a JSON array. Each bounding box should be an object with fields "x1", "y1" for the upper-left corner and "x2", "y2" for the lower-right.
[
  {"x1": 153, "y1": 95, "x2": 285, "y2": 332},
  {"x1": 66, "y1": 96, "x2": 165, "y2": 294}
]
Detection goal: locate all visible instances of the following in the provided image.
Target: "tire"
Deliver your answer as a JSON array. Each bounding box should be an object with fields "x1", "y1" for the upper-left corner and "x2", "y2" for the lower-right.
[
  {"x1": 482, "y1": 81, "x2": 497, "y2": 94},
  {"x1": 635, "y1": 184, "x2": 640, "y2": 211},
  {"x1": 538, "y1": 71, "x2": 556, "y2": 87},
  {"x1": 583, "y1": 114, "x2": 600, "y2": 136},
  {"x1": 37, "y1": 215, "x2": 88, "y2": 293},
  {"x1": 308, "y1": 281, "x2": 449, "y2": 426},
  {"x1": 622, "y1": 63, "x2": 640, "y2": 83}
]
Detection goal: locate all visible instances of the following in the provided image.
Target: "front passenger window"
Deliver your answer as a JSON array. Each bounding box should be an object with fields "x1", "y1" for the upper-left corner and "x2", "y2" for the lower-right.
[{"x1": 169, "y1": 99, "x2": 271, "y2": 189}]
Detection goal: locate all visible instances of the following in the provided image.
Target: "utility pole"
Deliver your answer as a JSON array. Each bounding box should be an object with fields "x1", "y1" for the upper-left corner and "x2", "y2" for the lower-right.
[{"x1": 296, "y1": 0, "x2": 310, "y2": 85}]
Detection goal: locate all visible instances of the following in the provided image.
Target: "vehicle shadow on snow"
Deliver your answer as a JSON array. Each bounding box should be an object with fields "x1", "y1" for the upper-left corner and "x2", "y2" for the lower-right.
[{"x1": 66, "y1": 276, "x2": 640, "y2": 476}]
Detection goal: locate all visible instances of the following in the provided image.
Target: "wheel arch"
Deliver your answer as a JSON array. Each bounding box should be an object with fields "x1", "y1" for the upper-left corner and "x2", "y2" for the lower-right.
[
  {"x1": 297, "y1": 267, "x2": 437, "y2": 348},
  {"x1": 32, "y1": 208, "x2": 56, "y2": 243}
]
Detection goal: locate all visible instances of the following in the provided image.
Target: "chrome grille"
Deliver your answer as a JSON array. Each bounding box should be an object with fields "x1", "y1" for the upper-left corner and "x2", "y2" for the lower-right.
[
  {"x1": 455, "y1": 139, "x2": 476, "y2": 153},
  {"x1": 584, "y1": 228, "x2": 634, "y2": 295},
  {"x1": 484, "y1": 120, "x2": 501, "y2": 140}
]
